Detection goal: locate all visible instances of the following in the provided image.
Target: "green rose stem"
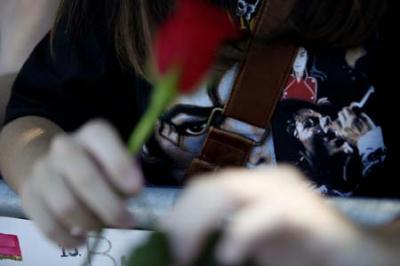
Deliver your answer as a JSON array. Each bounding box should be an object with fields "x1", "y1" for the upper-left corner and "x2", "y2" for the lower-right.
[
  {"x1": 82, "y1": 71, "x2": 179, "y2": 266},
  {"x1": 128, "y1": 71, "x2": 179, "y2": 154}
]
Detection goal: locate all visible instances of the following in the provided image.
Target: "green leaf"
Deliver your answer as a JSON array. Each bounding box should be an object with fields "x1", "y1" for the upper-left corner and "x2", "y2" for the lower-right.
[
  {"x1": 127, "y1": 230, "x2": 255, "y2": 266},
  {"x1": 192, "y1": 230, "x2": 222, "y2": 266},
  {"x1": 127, "y1": 232, "x2": 172, "y2": 266}
]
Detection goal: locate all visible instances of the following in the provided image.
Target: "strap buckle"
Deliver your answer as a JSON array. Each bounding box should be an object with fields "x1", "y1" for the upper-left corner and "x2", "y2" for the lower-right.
[
  {"x1": 206, "y1": 107, "x2": 270, "y2": 147},
  {"x1": 206, "y1": 107, "x2": 224, "y2": 128}
]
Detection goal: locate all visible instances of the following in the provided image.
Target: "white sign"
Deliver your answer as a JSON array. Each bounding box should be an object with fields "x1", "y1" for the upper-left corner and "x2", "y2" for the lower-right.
[{"x1": 0, "y1": 216, "x2": 151, "y2": 266}]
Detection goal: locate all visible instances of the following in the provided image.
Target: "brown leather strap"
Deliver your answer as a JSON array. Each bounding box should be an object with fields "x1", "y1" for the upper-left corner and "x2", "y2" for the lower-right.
[
  {"x1": 186, "y1": 0, "x2": 298, "y2": 179},
  {"x1": 224, "y1": 39, "x2": 298, "y2": 128},
  {"x1": 186, "y1": 127, "x2": 254, "y2": 176},
  {"x1": 256, "y1": 0, "x2": 299, "y2": 38}
]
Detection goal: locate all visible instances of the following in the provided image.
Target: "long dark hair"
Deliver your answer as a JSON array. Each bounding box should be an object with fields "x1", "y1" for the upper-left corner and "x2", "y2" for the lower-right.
[{"x1": 54, "y1": 0, "x2": 387, "y2": 77}]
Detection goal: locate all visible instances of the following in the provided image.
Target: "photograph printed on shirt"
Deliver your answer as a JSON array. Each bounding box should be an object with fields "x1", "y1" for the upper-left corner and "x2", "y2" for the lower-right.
[{"x1": 141, "y1": 36, "x2": 386, "y2": 196}]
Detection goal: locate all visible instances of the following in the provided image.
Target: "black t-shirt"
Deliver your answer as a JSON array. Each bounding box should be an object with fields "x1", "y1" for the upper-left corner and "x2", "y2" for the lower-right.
[
  {"x1": 4, "y1": 6, "x2": 152, "y2": 141},
  {"x1": 5, "y1": 2, "x2": 399, "y2": 198}
]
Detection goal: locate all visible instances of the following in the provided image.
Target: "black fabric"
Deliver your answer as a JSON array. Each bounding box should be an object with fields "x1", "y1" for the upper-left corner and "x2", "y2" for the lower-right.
[{"x1": 4, "y1": 5, "x2": 151, "y2": 141}]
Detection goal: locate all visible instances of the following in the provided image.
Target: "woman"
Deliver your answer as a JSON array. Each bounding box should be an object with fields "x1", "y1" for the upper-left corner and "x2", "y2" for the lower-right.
[{"x1": 0, "y1": 0, "x2": 395, "y2": 248}]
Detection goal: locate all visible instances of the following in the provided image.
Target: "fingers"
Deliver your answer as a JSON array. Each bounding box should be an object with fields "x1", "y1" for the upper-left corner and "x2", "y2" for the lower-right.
[
  {"x1": 21, "y1": 177, "x2": 85, "y2": 248},
  {"x1": 75, "y1": 120, "x2": 143, "y2": 196},
  {"x1": 216, "y1": 201, "x2": 285, "y2": 265},
  {"x1": 163, "y1": 167, "x2": 364, "y2": 266},
  {"x1": 338, "y1": 107, "x2": 355, "y2": 128},
  {"x1": 163, "y1": 166, "x2": 312, "y2": 265},
  {"x1": 360, "y1": 113, "x2": 376, "y2": 128},
  {"x1": 34, "y1": 159, "x2": 101, "y2": 233},
  {"x1": 49, "y1": 134, "x2": 135, "y2": 228},
  {"x1": 22, "y1": 120, "x2": 143, "y2": 248},
  {"x1": 162, "y1": 176, "x2": 240, "y2": 264}
]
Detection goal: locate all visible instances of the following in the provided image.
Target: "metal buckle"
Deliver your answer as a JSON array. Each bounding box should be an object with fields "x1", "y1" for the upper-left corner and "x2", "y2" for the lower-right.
[
  {"x1": 206, "y1": 107, "x2": 224, "y2": 128},
  {"x1": 206, "y1": 107, "x2": 269, "y2": 146},
  {"x1": 253, "y1": 126, "x2": 270, "y2": 146}
]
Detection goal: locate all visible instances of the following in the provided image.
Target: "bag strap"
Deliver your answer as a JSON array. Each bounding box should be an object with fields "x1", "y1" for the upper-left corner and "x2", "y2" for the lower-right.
[{"x1": 186, "y1": 0, "x2": 298, "y2": 178}]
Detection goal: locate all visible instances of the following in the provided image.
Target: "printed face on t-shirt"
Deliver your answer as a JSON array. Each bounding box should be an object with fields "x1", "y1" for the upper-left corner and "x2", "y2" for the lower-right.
[{"x1": 293, "y1": 47, "x2": 308, "y2": 74}]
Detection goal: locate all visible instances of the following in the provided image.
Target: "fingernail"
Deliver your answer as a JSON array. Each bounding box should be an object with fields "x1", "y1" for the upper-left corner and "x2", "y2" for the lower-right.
[
  {"x1": 69, "y1": 226, "x2": 85, "y2": 237},
  {"x1": 125, "y1": 173, "x2": 140, "y2": 188},
  {"x1": 122, "y1": 168, "x2": 143, "y2": 194}
]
